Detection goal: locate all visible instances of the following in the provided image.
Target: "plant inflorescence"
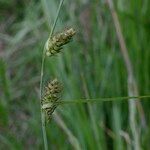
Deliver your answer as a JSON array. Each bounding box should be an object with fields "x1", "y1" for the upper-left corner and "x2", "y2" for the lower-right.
[
  {"x1": 42, "y1": 79, "x2": 62, "y2": 121},
  {"x1": 41, "y1": 28, "x2": 76, "y2": 122},
  {"x1": 40, "y1": 26, "x2": 75, "y2": 150},
  {"x1": 45, "y1": 28, "x2": 76, "y2": 56}
]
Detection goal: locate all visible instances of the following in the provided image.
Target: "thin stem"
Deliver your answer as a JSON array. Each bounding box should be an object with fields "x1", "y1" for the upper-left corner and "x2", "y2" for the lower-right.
[
  {"x1": 41, "y1": 95, "x2": 150, "y2": 108},
  {"x1": 49, "y1": 0, "x2": 65, "y2": 38},
  {"x1": 58, "y1": 95, "x2": 150, "y2": 105},
  {"x1": 40, "y1": 0, "x2": 65, "y2": 149},
  {"x1": 41, "y1": 108, "x2": 48, "y2": 150},
  {"x1": 40, "y1": 49, "x2": 47, "y2": 150}
]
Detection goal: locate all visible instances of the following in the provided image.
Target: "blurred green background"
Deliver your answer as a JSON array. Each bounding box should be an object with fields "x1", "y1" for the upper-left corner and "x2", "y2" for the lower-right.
[{"x1": 0, "y1": 0, "x2": 150, "y2": 149}]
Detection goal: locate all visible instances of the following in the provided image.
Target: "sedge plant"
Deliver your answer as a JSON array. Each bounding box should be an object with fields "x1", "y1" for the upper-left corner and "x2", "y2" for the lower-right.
[
  {"x1": 39, "y1": 1, "x2": 150, "y2": 150},
  {"x1": 39, "y1": 0, "x2": 76, "y2": 148},
  {"x1": 40, "y1": 27, "x2": 76, "y2": 149}
]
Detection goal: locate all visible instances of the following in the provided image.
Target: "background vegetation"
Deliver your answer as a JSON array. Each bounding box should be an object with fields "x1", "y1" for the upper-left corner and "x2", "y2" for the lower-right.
[{"x1": 0, "y1": 0, "x2": 150, "y2": 149}]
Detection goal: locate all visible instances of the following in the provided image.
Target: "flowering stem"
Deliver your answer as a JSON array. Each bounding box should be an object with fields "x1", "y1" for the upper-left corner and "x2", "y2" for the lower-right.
[{"x1": 40, "y1": 0, "x2": 65, "y2": 149}]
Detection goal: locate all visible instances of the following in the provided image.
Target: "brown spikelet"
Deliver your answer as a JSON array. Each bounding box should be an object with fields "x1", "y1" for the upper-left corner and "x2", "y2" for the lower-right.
[
  {"x1": 45, "y1": 28, "x2": 76, "y2": 56},
  {"x1": 42, "y1": 79, "x2": 62, "y2": 121}
]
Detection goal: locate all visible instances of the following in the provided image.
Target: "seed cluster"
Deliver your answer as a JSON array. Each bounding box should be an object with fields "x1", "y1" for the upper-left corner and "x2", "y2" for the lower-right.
[
  {"x1": 42, "y1": 79, "x2": 62, "y2": 121},
  {"x1": 45, "y1": 28, "x2": 76, "y2": 56}
]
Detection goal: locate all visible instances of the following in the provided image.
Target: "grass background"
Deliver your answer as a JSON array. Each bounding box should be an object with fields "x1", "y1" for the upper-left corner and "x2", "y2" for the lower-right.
[{"x1": 0, "y1": 0, "x2": 150, "y2": 149}]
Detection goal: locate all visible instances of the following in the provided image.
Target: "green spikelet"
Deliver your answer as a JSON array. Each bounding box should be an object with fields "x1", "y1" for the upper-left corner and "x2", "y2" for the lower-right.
[
  {"x1": 45, "y1": 28, "x2": 76, "y2": 56},
  {"x1": 42, "y1": 79, "x2": 62, "y2": 121}
]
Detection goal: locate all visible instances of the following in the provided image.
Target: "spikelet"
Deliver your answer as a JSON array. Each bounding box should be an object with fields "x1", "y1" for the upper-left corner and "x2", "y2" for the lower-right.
[
  {"x1": 45, "y1": 28, "x2": 76, "y2": 56},
  {"x1": 42, "y1": 79, "x2": 62, "y2": 121}
]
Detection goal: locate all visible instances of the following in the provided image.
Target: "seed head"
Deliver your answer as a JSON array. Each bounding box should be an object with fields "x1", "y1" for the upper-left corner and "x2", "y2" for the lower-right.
[
  {"x1": 42, "y1": 79, "x2": 62, "y2": 121},
  {"x1": 45, "y1": 28, "x2": 76, "y2": 56}
]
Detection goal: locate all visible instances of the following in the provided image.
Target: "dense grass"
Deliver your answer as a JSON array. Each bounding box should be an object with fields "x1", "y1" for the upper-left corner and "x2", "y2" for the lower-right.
[{"x1": 0, "y1": 0, "x2": 150, "y2": 149}]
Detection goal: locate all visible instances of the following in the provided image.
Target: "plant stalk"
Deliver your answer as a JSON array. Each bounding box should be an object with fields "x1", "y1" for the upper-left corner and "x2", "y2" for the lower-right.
[{"x1": 40, "y1": 0, "x2": 65, "y2": 149}]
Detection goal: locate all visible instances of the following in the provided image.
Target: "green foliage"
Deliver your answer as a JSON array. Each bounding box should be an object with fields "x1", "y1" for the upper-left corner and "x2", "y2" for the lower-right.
[{"x1": 0, "y1": 0, "x2": 150, "y2": 149}]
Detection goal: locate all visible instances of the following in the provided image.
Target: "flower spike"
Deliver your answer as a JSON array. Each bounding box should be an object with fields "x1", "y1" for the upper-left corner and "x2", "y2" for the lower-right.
[
  {"x1": 42, "y1": 79, "x2": 62, "y2": 121},
  {"x1": 45, "y1": 28, "x2": 76, "y2": 56}
]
